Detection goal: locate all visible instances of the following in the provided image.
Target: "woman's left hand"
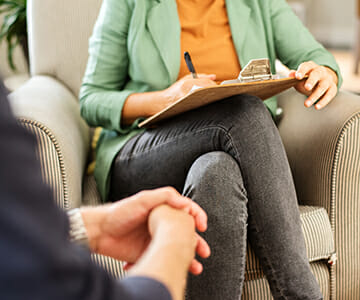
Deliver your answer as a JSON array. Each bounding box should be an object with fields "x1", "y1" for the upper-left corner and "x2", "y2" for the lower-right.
[{"x1": 289, "y1": 61, "x2": 338, "y2": 110}]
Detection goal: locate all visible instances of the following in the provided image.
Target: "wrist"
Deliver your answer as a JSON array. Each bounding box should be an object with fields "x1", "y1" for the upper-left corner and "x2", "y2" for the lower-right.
[
  {"x1": 80, "y1": 206, "x2": 109, "y2": 252},
  {"x1": 152, "y1": 89, "x2": 173, "y2": 115},
  {"x1": 129, "y1": 233, "x2": 191, "y2": 300}
]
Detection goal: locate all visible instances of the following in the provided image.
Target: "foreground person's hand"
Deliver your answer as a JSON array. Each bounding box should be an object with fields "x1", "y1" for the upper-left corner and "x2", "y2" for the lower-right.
[
  {"x1": 80, "y1": 187, "x2": 210, "y2": 273},
  {"x1": 147, "y1": 204, "x2": 209, "y2": 275},
  {"x1": 129, "y1": 204, "x2": 207, "y2": 300},
  {"x1": 289, "y1": 61, "x2": 338, "y2": 110}
]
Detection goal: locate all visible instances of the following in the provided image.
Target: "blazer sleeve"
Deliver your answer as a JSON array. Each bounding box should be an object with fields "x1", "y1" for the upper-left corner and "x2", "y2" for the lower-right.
[
  {"x1": 79, "y1": 0, "x2": 140, "y2": 133},
  {"x1": 269, "y1": 0, "x2": 343, "y2": 89},
  {"x1": 0, "y1": 81, "x2": 171, "y2": 300}
]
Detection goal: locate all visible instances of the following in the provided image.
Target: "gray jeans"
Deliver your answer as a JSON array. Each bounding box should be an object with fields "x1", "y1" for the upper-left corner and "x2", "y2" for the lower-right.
[{"x1": 110, "y1": 95, "x2": 323, "y2": 300}]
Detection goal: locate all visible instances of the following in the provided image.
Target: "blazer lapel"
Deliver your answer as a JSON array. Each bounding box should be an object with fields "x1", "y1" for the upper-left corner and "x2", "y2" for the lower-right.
[
  {"x1": 225, "y1": 0, "x2": 251, "y2": 67},
  {"x1": 147, "y1": 0, "x2": 181, "y2": 83}
]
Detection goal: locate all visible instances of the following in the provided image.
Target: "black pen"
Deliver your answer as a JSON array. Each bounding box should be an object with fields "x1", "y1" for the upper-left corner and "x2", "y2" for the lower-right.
[{"x1": 184, "y1": 51, "x2": 198, "y2": 79}]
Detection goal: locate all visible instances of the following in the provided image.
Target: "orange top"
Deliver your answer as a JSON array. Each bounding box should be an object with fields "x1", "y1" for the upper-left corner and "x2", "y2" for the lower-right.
[{"x1": 176, "y1": 0, "x2": 241, "y2": 83}]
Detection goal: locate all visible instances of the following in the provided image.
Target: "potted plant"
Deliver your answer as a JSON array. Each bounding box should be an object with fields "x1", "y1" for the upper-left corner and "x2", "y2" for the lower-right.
[{"x1": 0, "y1": 0, "x2": 28, "y2": 71}]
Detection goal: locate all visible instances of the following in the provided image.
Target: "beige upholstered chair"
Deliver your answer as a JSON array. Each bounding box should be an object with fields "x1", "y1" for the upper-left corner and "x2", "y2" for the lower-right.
[
  {"x1": 355, "y1": 0, "x2": 360, "y2": 74},
  {"x1": 9, "y1": 0, "x2": 360, "y2": 299}
]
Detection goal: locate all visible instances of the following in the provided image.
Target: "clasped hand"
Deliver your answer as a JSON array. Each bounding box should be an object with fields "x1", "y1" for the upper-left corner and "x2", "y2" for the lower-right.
[{"x1": 80, "y1": 187, "x2": 210, "y2": 275}]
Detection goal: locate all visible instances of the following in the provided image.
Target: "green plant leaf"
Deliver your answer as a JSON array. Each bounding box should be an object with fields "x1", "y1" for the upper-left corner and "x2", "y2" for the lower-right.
[
  {"x1": 0, "y1": 0, "x2": 27, "y2": 70},
  {"x1": 0, "y1": 5, "x2": 17, "y2": 15},
  {"x1": 1, "y1": 14, "x2": 18, "y2": 34},
  {"x1": 7, "y1": 35, "x2": 19, "y2": 70},
  {"x1": 0, "y1": 0, "x2": 25, "y2": 7}
]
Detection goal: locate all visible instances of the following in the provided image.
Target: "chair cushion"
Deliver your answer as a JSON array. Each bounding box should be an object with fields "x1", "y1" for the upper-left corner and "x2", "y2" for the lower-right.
[
  {"x1": 245, "y1": 205, "x2": 335, "y2": 281},
  {"x1": 83, "y1": 174, "x2": 101, "y2": 206},
  {"x1": 243, "y1": 261, "x2": 331, "y2": 300}
]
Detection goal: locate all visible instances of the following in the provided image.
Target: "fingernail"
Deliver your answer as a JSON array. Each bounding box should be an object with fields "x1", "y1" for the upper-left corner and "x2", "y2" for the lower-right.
[
  {"x1": 202, "y1": 216, "x2": 208, "y2": 231},
  {"x1": 305, "y1": 100, "x2": 311, "y2": 107},
  {"x1": 296, "y1": 72, "x2": 302, "y2": 79},
  {"x1": 315, "y1": 104, "x2": 321, "y2": 110},
  {"x1": 305, "y1": 83, "x2": 312, "y2": 90}
]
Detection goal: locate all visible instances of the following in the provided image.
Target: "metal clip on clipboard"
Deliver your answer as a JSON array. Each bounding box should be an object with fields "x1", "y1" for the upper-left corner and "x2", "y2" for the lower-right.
[{"x1": 221, "y1": 58, "x2": 279, "y2": 85}]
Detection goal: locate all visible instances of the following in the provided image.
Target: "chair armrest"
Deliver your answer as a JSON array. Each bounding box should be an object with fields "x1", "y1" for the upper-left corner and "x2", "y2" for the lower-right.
[
  {"x1": 278, "y1": 89, "x2": 360, "y2": 215},
  {"x1": 278, "y1": 89, "x2": 360, "y2": 299},
  {"x1": 9, "y1": 76, "x2": 91, "y2": 209}
]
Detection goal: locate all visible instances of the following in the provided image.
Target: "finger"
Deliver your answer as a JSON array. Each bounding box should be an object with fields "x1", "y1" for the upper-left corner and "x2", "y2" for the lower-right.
[
  {"x1": 134, "y1": 187, "x2": 182, "y2": 211},
  {"x1": 304, "y1": 67, "x2": 327, "y2": 92},
  {"x1": 288, "y1": 70, "x2": 296, "y2": 78},
  {"x1": 195, "y1": 234, "x2": 211, "y2": 258},
  {"x1": 304, "y1": 81, "x2": 329, "y2": 108},
  {"x1": 189, "y1": 259, "x2": 203, "y2": 275},
  {"x1": 314, "y1": 85, "x2": 338, "y2": 110},
  {"x1": 295, "y1": 61, "x2": 317, "y2": 80},
  {"x1": 130, "y1": 187, "x2": 208, "y2": 232},
  {"x1": 197, "y1": 73, "x2": 217, "y2": 80},
  {"x1": 196, "y1": 78, "x2": 217, "y2": 86},
  {"x1": 153, "y1": 189, "x2": 208, "y2": 232},
  {"x1": 180, "y1": 200, "x2": 208, "y2": 232}
]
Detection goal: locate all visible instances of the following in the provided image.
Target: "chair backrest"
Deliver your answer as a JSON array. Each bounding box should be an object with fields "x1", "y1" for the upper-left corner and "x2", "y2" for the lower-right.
[{"x1": 28, "y1": 0, "x2": 102, "y2": 97}]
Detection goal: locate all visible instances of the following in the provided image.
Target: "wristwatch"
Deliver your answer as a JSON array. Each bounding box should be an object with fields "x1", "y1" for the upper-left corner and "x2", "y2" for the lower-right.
[{"x1": 67, "y1": 208, "x2": 89, "y2": 247}]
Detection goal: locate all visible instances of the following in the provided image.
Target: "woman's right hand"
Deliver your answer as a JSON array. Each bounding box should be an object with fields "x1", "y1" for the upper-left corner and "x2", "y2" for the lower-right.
[
  {"x1": 122, "y1": 74, "x2": 217, "y2": 125},
  {"x1": 157, "y1": 74, "x2": 217, "y2": 112}
]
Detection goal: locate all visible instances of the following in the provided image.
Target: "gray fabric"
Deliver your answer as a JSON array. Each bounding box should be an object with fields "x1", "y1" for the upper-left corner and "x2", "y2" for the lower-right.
[
  {"x1": 183, "y1": 152, "x2": 248, "y2": 299},
  {"x1": 110, "y1": 95, "x2": 322, "y2": 300},
  {"x1": 242, "y1": 262, "x2": 331, "y2": 300}
]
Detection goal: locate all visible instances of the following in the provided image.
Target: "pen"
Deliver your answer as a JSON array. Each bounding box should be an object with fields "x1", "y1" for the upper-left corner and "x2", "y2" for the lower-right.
[{"x1": 184, "y1": 51, "x2": 198, "y2": 79}]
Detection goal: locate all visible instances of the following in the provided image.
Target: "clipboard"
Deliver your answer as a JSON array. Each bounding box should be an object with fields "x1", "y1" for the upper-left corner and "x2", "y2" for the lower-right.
[{"x1": 139, "y1": 59, "x2": 305, "y2": 128}]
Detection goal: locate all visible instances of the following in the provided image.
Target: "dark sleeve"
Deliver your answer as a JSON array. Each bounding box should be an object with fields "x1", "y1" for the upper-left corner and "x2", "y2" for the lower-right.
[{"x1": 0, "y1": 80, "x2": 172, "y2": 300}]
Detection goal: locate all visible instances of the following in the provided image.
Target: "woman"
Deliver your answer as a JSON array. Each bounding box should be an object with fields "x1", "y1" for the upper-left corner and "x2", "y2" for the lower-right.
[{"x1": 80, "y1": 0, "x2": 341, "y2": 299}]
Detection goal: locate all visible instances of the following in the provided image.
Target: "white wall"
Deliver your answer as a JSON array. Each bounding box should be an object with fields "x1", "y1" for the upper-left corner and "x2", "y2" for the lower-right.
[
  {"x1": 0, "y1": 0, "x2": 356, "y2": 78},
  {"x1": 305, "y1": 0, "x2": 356, "y2": 48}
]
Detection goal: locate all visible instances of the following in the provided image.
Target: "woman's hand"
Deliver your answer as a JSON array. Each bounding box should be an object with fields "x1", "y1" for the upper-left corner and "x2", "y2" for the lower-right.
[
  {"x1": 122, "y1": 74, "x2": 216, "y2": 125},
  {"x1": 158, "y1": 74, "x2": 217, "y2": 111},
  {"x1": 289, "y1": 61, "x2": 338, "y2": 110}
]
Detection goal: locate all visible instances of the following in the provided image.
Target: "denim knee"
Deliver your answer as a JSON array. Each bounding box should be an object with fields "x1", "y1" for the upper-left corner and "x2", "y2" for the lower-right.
[
  {"x1": 183, "y1": 151, "x2": 248, "y2": 219},
  {"x1": 186, "y1": 151, "x2": 243, "y2": 190},
  {"x1": 225, "y1": 94, "x2": 272, "y2": 120}
]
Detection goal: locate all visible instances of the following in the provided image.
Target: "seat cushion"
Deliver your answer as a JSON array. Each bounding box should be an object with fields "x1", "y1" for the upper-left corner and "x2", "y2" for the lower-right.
[
  {"x1": 245, "y1": 205, "x2": 335, "y2": 281},
  {"x1": 83, "y1": 174, "x2": 101, "y2": 206},
  {"x1": 243, "y1": 261, "x2": 331, "y2": 300}
]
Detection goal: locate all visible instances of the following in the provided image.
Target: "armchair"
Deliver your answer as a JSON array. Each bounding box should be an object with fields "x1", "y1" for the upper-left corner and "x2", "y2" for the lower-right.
[{"x1": 9, "y1": 0, "x2": 360, "y2": 299}]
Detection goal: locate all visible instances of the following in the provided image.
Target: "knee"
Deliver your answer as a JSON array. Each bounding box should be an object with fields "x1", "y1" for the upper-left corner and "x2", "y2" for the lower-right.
[
  {"x1": 220, "y1": 94, "x2": 272, "y2": 123},
  {"x1": 183, "y1": 151, "x2": 247, "y2": 203},
  {"x1": 190, "y1": 151, "x2": 239, "y2": 182}
]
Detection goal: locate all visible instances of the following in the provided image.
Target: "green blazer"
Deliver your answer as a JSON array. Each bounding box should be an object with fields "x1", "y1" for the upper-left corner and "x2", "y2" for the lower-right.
[{"x1": 80, "y1": 0, "x2": 342, "y2": 201}]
